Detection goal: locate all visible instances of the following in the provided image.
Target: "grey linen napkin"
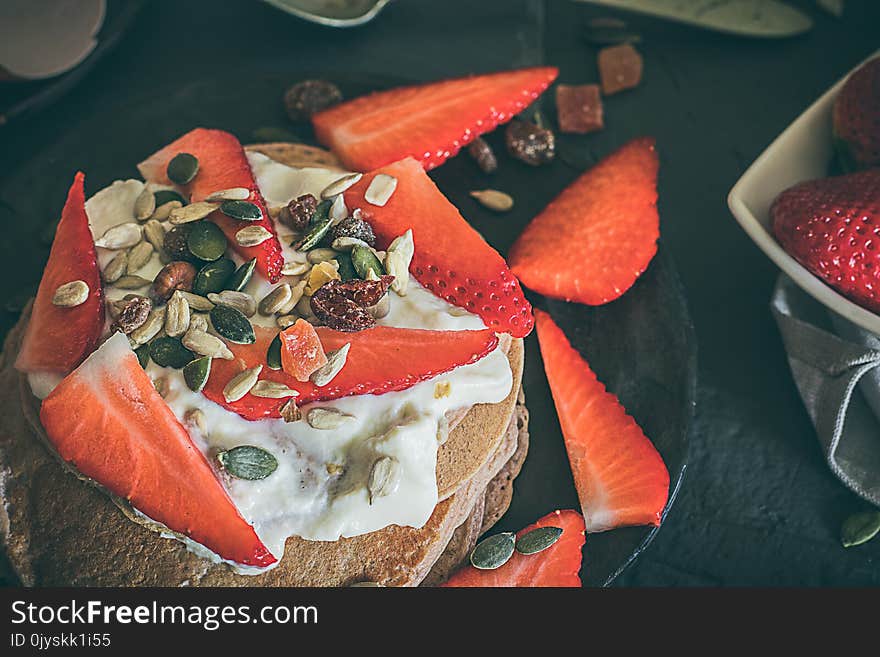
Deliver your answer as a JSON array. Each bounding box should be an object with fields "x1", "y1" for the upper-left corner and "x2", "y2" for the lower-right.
[{"x1": 771, "y1": 274, "x2": 880, "y2": 505}]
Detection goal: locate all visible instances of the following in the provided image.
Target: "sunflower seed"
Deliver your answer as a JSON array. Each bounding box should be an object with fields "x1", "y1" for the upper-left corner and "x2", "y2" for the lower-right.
[
  {"x1": 178, "y1": 291, "x2": 214, "y2": 312},
  {"x1": 189, "y1": 312, "x2": 209, "y2": 333},
  {"x1": 183, "y1": 356, "x2": 212, "y2": 392},
  {"x1": 208, "y1": 290, "x2": 257, "y2": 317},
  {"x1": 134, "y1": 186, "x2": 157, "y2": 221},
  {"x1": 169, "y1": 201, "x2": 219, "y2": 225},
  {"x1": 103, "y1": 252, "x2": 129, "y2": 284},
  {"x1": 331, "y1": 236, "x2": 369, "y2": 252},
  {"x1": 280, "y1": 398, "x2": 301, "y2": 423},
  {"x1": 167, "y1": 152, "x2": 199, "y2": 184},
  {"x1": 306, "y1": 407, "x2": 353, "y2": 430},
  {"x1": 150, "y1": 200, "x2": 183, "y2": 222},
  {"x1": 368, "y1": 456, "x2": 400, "y2": 504},
  {"x1": 436, "y1": 414, "x2": 449, "y2": 445},
  {"x1": 326, "y1": 463, "x2": 345, "y2": 476},
  {"x1": 220, "y1": 200, "x2": 262, "y2": 221},
  {"x1": 183, "y1": 407, "x2": 207, "y2": 432},
  {"x1": 182, "y1": 329, "x2": 233, "y2": 360},
  {"x1": 277, "y1": 280, "x2": 307, "y2": 315},
  {"x1": 95, "y1": 222, "x2": 142, "y2": 249},
  {"x1": 235, "y1": 225, "x2": 272, "y2": 247},
  {"x1": 385, "y1": 251, "x2": 408, "y2": 296},
  {"x1": 515, "y1": 526, "x2": 563, "y2": 555},
  {"x1": 143, "y1": 219, "x2": 167, "y2": 252},
  {"x1": 115, "y1": 275, "x2": 151, "y2": 290},
  {"x1": 470, "y1": 533, "x2": 516, "y2": 570},
  {"x1": 129, "y1": 306, "x2": 166, "y2": 345},
  {"x1": 165, "y1": 290, "x2": 191, "y2": 337},
  {"x1": 310, "y1": 343, "x2": 350, "y2": 387},
  {"x1": 206, "y1": 187, "x2": 250, "y2": 202},
  {"x1": 321, "y1": 172, "x2": 362, "y2": 199},
  {"x1": 349, "y1": 581, "x2": 383, "y2": 587},
  {"x1": 330, "y1": 194, "x2": 348, "y2": 224},
  {"x1": 364, "y1": 174, "x2": 397, "y2": 207},
  {"x1": 470, "y1": 189, "x2": 514, "y2": 212},
  {"x1": 259, "y1": 283, "x2": 292, "y2": 316},
  {"x1": 307, "y1": 248, "x2": 339, "y2": 264},
  {"x1": 52, "y1": 280, "x2": 89, "y2": 307},
  {"x1": 841, "y1": 510, "x2": 880, "y2": 548},
  {"x1": 127, "y1": 240, "x2": 154, "y2": 274},
  {"x1": 218, "y1": 445, "x2": 278, "y2": 480},
  {"x1": 223, "y1": 365, "x2": 262, "y2": 402},
  {"x1": 250, "y1": 380, "x2": 299, "y2": 398},
  {"x1": 281, "y1": 261, "x2": 310, "y2": 276},
  {"x1": 153, "y1": 376, "x2": 169, "y2": 398},
  {"x1": 276, "y1": 314, "x2": 297, "y2": 329}
]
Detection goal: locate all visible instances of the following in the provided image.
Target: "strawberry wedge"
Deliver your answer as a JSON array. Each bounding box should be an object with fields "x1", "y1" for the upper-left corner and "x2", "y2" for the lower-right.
[
  {"x1": 312, "y1": 67, "x2": 558, "y2": 171},
  {"x1": 535, "y1": 310, "x2": 669, "y2": 532},
  {"x1": 138, "y1": 128, "x2": 284, "y2": 282},
  {"x1": 203, "y1": 325, "x2": 499, "y2": 421},
  {"x1": 16, "y1": 172, "x2": 104, "y2": 375},
  {"x1": 40, "y1": 333, "x2": 276, "y2": 568},
  {"x1": 443, "y1": 510, "x2": 585, "y2": 587},
  {"x1": 345, "y1": 158, "x2": 533, "y2": 337}
]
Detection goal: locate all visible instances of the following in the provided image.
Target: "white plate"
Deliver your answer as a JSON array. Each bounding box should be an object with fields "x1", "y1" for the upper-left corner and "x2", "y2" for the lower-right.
[{"x1": 728, "y1": 50, "x2": 880, "y2": 335}]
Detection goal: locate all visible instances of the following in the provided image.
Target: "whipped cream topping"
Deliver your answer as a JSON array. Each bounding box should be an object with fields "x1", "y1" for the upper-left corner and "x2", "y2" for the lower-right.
[{"x1": 28, "y1": 152, "x2": 513, "y2": 568}]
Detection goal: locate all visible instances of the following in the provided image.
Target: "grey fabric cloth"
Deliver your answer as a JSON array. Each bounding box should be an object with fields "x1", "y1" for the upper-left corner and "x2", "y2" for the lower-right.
[{"x1": 771, "y1": 275, "x2": 880, "y2": 506}]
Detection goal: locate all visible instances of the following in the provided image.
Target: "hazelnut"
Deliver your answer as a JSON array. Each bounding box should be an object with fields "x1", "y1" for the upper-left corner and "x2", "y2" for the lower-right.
[{"x1": 150, "y1": 261, "x2": 197, "y2": 304}]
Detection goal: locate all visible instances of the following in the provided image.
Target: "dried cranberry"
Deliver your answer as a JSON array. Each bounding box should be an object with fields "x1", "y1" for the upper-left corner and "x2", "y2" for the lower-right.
[
  {"x1": 328, "y1": 215, "x2": 376, "y2": 246},
  {"x1": 281, "y1": 194, "x2": 317, "y2": 232},
  {"x1": 283, "y1": 80, "x2": 343, "y2": 121},
  {"x1": 309, "y1": 277, "x2": 394, "y2": 332},
  {"x1": 505, "y1": 119, "x2": 555, "y2": 166},
  {"x1": 467, "y1": 137, "x2": 498, "y2": 174}
]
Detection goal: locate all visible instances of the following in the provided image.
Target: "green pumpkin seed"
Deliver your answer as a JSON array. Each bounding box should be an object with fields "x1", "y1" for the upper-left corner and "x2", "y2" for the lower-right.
[
  {"x1": 841, "y1": 510, "x2": 880, "y2": 548},
  {"x1": 515, "y1": 526, "x2": 563, "y2": 555},
  {"x1": 226, "y1": 258, "x2": 256, "y2": 292},
  {"x1": 217, "y1": 445, "x2": 278, "y2": 481},
  {"x1": 220, "y1": 200, "x2": 262, "y2": 221},
  {"x1": 335, "y1": 252, "x2": 358, "y2": 281},
  {"x1": 166, "y1": 152, "x2": 199, "y2": 185},
  {"x1": 135, "y1": 344, "x2": 151, "y2": 369},
  {"x1": 193, "y1": 258, "x2": 235, "y2": 296},
  {"x1": 351, "y1": 245, "x2": 385, "y2": 279},
  {"x1": 154, "y1": 189, "x2": 187, "y2": 207},
  {"x1": 210, "y1": 304, "x2": 256, "y2": 344},
  {"x1": 311, "y1": 199, "x2": 332, "y2": 225},
  {"x1": 470, "y1": 532, "x2": 516, "y2": 570},
  {"x1": 267, "y1": 332, "x2": 283, "y2": 370},
  {"x1": 295, "y1": 214, "x2": 333, "y2": 252},
  {"x1": 149, "y1": 336, "x2": 195, "y2": 369},
  {"x1": 183, "y1": 356, "x2": 212, "y2": 392},
  {"x1": 186, "y1": 220, "x2": 228, "y2": 261}
]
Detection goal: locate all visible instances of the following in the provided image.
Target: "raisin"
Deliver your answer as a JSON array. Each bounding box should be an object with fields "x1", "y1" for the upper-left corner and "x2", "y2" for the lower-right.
[
  {"x1": 283, "y1": 80, "x2": 343, "y2": 121},
  {"x1": 328, "y1": 215, "x2": 376, "y2": 246},
  {"x1": 505, "y1": 119, "x2": 556, "y2": 166},
  {"x1": 163, "y1": 224, "x2": 194, "y2": 261},
  {"x1": 281, "y1": 194, "x2": 317, "y2": 232},
  {"x1": 309, "y1": 277, "x2": 394, "y2": 332},
  {"x1": 113, "y1": 296, "x2": 152, "y2": 334},
  {"x1": 467, "y1": 137, "x2": 498, "y2": 174},
  {"x1": 555, "y1": 84, "x2": 604, "y2": 134}
]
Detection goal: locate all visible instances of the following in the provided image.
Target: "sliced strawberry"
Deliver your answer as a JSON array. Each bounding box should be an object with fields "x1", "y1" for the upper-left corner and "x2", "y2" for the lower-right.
[
  {"x1": 203, "y1": 325, "x2": 499, "y2": 421},
  {"x1": 312, "y1": 67, "x2": 558, "y2": 171},
  {"x1": 442, "y1": 510, "x2": 585, "y2": 587},
  {"x1": 344, "y1": 158, "x2": 533, "y2": 337},
  {"x1": 39, "y1": 333, "x2": 276, "y2": 567},
  {"x1": 281, "y1": 319, "x2": 328, "y2": 382},
  {"x1": 833, "y1": 56, "x2": 880, "y2": 170},
  {"x1": 138, "y1": 128, "x2": 284, "y2": 282},
  {"x1": 535, "y1": 310, "x2": 669, "y2": 532},
  {"x1": 15, "y1": 172, "x2": 104, "y2": 375},
  {"x1": 509, "y1": 137, "x2": 659, "y2": 306}
]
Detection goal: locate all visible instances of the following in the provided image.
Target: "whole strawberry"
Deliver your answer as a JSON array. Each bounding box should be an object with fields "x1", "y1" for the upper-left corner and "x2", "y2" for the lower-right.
[
  {"x1": 833, "y1": 57, "x2": 880, "y2": 171},
  {"x1": 772, "y1": 169, "x2": 880, "y2": 312}
]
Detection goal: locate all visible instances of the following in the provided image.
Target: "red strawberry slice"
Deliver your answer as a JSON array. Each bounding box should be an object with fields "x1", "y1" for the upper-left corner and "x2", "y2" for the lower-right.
[
  {"x1": 344, "y1": 158, "x2": 533, "y2": 337},
  {"x1": 535, "y1": 310, "x2": 669, "y2": 532},
  {"x1": 312, "y1": 67, "x2": 558, "y2": 172},
  {"x1": 203, "y1": 325, "x2": 499, "y2": 421},
  {"x1": 442, "y1": 510, "x2": 585, "y2": 587},
  {"x1": 15, "y1": 172, "x2": 104, "y2": 375},
  {"x1": 509, "y1": 137, "x2": 659, "y2": 306},
  {"x1": 833, "y1": 56, "x2": 880, "y2": 170},
  {"x1": 138, "y1": 128, "x2": 284, "y2": 283},
  {"x1": 772, "y1": 168, "x2": 880, "y2": 313},
  {"x1": 39, "y1": 333, "x2": 276, "y2": 568}
]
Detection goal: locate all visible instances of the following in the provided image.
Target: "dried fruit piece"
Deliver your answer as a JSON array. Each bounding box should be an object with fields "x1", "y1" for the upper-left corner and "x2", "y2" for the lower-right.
[
  {"x1": 305, "y1": 260, "x2": 341, "y2": 296},
  {"x1": 280, "y1": 319, "x2": 328, "y2": 382},
  {"x1": 555, "y1": 84, "x2": 604, "y2": 134},
  {"x1": 598, "y1": 43, "x2": 643, "y2": 95},
  {"x1": 329, "y1": 215, "x2": 375, "y2": 246},
  {"x1": 505, "y1": 119, "x2": 555, "y2": 166},
  {"x1": 467, "y1": 137, "x2": 498, "y2": 174},
  {"x1": 163, "y1": 224, "x2": 194, "y2": 262},
  {"x1": 284, "y1": 79, "x2": 343, "y2": 121},
  {"x1": 112, "y1": 296, "x2": 151, "y2": 335},
  {"x1": 309, "y1": 277, "x2": 393, "y2": 332},
  {"x1": 281, "y1": 194, "x2": 317, "y2": 232}
]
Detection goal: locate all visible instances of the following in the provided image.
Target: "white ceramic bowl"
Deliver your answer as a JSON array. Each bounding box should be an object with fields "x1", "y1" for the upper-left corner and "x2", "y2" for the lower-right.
[{"x1": 728, "y1": 50, "x2": 880, "y2": 335}]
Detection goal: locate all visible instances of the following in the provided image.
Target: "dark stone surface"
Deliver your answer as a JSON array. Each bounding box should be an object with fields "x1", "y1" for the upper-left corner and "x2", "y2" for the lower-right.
[{"x1": 1, "y1": 0, "x2": 879, "y2": 585}]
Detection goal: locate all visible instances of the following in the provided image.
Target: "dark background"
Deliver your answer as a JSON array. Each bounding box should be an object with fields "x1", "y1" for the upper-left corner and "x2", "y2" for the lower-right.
[{"x1": 1, "y1": 0, "x2": 879, "y2": 586}]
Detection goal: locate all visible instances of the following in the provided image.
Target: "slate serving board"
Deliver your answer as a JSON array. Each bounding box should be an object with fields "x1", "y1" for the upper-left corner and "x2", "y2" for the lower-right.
[{"x1": 0, "y1": 71, "x2": 695, "y2": 587}]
